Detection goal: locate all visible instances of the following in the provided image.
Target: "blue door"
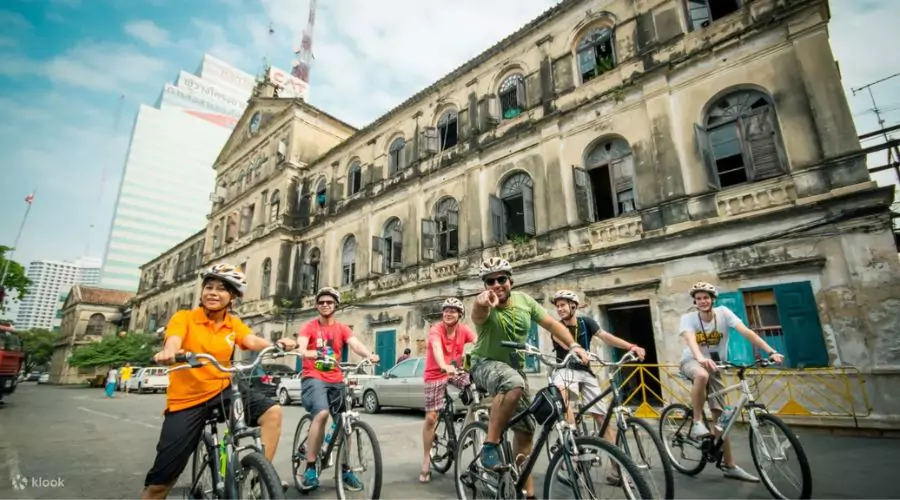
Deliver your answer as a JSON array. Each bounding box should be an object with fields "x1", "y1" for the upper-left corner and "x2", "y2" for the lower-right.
[{"x1": 375, "y1": 330, "x2": 396, "y2": 376}]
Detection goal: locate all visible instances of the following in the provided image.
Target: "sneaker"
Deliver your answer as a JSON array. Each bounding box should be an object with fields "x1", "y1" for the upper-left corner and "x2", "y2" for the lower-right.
[
  {"x1": 342, "y1": 470, "x2": 363, "y2": 492},
  {"x1": 301, "y1": 468, "x2": 319, "y2": 490},
  {"x1": 479, "y1": 443, "x2": 503, "y2": 471},
  {"x1": 691, "y1": 421, "x2": 711, "y2": 437},
  {"x1": 722, "y1": 465, "x2": 760, "y2": 483}
]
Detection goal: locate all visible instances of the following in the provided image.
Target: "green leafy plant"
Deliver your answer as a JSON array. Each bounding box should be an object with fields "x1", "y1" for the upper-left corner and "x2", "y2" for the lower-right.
[{"x1": 68, "y1": 332, "x2": 162, "y2": 368}]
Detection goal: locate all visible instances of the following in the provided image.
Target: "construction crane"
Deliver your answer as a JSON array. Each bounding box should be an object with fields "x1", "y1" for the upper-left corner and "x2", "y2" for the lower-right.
[{"x1": 290, "y1": 0, "x2": 316, "y2": 85}]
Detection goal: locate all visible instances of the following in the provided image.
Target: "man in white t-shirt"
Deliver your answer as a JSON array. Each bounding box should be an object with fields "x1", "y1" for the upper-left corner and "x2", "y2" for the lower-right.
[{"x1": 679, "y1": 282, "x2": 784, "y2": 483}]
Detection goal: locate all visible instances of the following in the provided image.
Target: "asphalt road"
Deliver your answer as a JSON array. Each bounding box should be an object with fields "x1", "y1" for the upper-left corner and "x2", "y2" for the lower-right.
[{"x1": 0, "y1": 383, "x2": 898, "y2": 499}]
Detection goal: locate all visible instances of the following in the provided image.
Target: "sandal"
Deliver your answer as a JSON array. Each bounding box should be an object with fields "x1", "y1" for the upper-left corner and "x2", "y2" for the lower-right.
[{"x1": 419, "y1": 470, "x2": 431, "y2": 483}]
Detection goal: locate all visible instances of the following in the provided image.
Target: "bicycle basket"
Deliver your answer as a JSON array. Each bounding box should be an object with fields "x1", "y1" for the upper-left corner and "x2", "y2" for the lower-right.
[{"x1": 528, "y1": 385, "x2": 565, "y2": 426}]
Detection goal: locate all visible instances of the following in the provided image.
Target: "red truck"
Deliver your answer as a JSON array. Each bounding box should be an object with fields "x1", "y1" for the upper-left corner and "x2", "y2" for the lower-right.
[{"x1": 0, "y1": 323, "x2": 25, "y2": 402}]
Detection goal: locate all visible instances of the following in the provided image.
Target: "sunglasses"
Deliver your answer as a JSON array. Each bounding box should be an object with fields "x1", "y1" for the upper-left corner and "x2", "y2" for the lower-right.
[
  {"x1": 483, "y1": 276, "x2": 509, "y2": 286},
  {"x1": 317, "y1": 301, "x2": 335, "y2": 306}
]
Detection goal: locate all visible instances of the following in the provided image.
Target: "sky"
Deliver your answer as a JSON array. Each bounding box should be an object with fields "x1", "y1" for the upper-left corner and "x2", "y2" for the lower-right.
[{"x1": 0, "y1": 0, "x2": 898, "y2": 272}]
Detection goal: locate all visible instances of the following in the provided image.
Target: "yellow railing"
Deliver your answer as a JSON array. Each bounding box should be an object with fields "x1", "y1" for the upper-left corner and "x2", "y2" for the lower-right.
[{"x1": 587, "y1": 364, "x2": 872, "y2": 423}]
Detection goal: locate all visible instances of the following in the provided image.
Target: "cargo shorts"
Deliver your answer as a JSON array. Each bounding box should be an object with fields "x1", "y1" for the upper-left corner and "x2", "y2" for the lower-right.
[{"x1": 470, "y1": 359, "x2": 535, "y2": 434}]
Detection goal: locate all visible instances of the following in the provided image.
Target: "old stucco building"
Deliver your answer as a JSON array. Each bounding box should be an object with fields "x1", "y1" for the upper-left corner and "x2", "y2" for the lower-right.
[
  {"x1": 48, "y1": 285, "x2": 134, "y2": 384},
  {"x1": 130, "y1": 0, "x2": 900, "y2": 427}
]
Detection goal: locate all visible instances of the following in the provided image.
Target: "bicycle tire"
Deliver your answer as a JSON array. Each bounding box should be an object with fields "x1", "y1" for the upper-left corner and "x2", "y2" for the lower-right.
[
  {"x1": 658, "y1": 403, "x2": 707, "y2": 476},
  {"x1": 189, "y1": 431, "x2": 218, "y2": 499},
  {"x1": 238, "y1": 452, "x2": 285, "y2": 499},
  {"x1": 543, "y1": 435, "x2": 654, "y2": 500},
  {"x1": 749, "y1": 413, "x2": 812, "y2": 499},
  {"x1": 453, "y1": 420, "x2": 492, "y2": 500},
  {"x1": 335, "y1": 419, "x2": 383, "y2": 500},
  {"x1": 621, "y1": 416, "x2": 676, "y2": 499},
  {"x1": 430, "y1": 412, "x2": 454, "y2": 474},
  {"x1": 291, "y1": 413, "x2": 315, "y2": 493}
]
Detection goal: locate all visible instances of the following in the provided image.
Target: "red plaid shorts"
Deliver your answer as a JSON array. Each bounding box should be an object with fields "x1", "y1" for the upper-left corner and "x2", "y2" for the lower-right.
[{"x1": 424, "y1": 372, "x2": 470, "y2": 412}]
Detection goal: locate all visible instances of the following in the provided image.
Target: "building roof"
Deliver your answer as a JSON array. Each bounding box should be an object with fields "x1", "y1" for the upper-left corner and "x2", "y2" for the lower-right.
[{"x1": 73, "y1": 286, "x2": 135, "y2": 307}]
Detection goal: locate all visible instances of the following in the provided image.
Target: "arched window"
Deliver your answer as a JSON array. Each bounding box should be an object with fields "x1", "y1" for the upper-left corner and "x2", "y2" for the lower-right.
[
  {"x1": 498, "y1": 74, "x2": 525, "y2": 119},
  {"x1": 85, "y1": 313, "x2": 105, "y2": 336},
  {"x1": 685, "y1": 0, "x2": 741, "y2": 32},
  {"x1": 315, "y1": 177, "x2": 327, "y2": 210},
  {"x1": 434, "y1": 197, "x2": 459, "y2": 259},
  {"x1": 489, "y1": 172, "x2": 535, "y2": 244},
  {"x1": 348, "y1": 162, "x2": 362, "y2": 195},
  {"x1": 269, "y1": 190, "x2": 281, "y2": 223},
  {"x1": 388, "y1": 138, "x2": 406, "y2": 175},
  {"x1": 261, "y1": 258, "x2": 272, "y2": 299},
  {"x1": 437, "y1": 111, "x2": 458, "y2": 151},
  {"x1": 341, "y1": 236, "x2": 357, "y2": 285},
  {"x1": 576, "y1": 26, "x2": 616, "y2": 84},
  {"x1": 574, "y1": 137, "x2": 635, "y2": 223},
  {"x1": 374, "y1": 218, "x2": 403, "y2": 274},
  {"x1": 698, "y1": 89, "x2": 785, "y2": 189}
]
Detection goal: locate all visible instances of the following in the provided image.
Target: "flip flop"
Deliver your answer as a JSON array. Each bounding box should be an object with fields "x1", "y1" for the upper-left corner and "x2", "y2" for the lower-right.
[{"x1": 419, "y1": 470, "x2": 431, "y2": 483}]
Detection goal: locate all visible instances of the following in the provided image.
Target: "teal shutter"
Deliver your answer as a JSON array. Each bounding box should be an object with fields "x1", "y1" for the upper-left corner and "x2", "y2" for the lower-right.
[
  {"x1": 525, "y1": 321, "x2": 539, "y2": 373},
  {"x1": 773, "y1": 282, "x2": 828, "y2": 368},
  {"x1": 716, "y1": 291, "x2": 755, "y2": 365}
]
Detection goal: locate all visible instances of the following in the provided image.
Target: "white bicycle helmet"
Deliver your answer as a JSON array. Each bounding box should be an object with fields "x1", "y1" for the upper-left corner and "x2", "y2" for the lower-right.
[
  {"x1": 200, "y1": 263, "x2": 247, "y2": 297},
  {"x1": 552, "y1": 290, "x2": 580, "y2": 306},
  {"x1": 315, "y1": 286, "x2": 341, "y2": 305},
  {"x1": 689, "y1": 282, "x2": 718, "y2": 298},
  {"x1": 442, "y1": 297, "x2": 465, "y2": 315},
  {"x1": 478, "y1": 257, "x2": 512, "y2": 278}
]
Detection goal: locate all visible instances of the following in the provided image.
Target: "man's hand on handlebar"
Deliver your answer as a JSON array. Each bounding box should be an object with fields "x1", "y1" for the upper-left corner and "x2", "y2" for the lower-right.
[
  {"x1": 628, "y1": 344, "x2": 647, "y2": 361},
  {"x1": 274, "y1": 337, "x2": 297, "y2": 351},
  {"x1": 153, "y1": 348, "x2": 183, "y2": 366},
  {"x1": 367, "y1": 353, "x2": 380, "y2": 364},
  {"x1": 571, "y1": 345, "x2": 590, "y2": 365}
]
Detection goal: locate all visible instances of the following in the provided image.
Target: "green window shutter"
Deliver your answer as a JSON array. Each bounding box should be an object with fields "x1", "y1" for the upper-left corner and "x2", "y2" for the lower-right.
[
  {"x1": 525, "y1": 321, "x2": 539, "y2": 373},
  {"x1": 716, "y1": 291, "x2": 755, "y2": 365},
  {"x1": 773, "y1": 282, "x2": 829, "y2": 368}
]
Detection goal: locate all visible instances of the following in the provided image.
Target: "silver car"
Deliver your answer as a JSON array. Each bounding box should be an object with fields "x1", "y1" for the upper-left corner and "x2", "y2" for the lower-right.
[{"x1": 359, "y1": 356, "x2": 461, "y2": 413}]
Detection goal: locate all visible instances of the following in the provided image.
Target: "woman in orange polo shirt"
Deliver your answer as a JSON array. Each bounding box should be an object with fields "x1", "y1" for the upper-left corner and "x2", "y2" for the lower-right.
[{"x1": 141, "y1": 263, "x2": 297, "y2": 500}]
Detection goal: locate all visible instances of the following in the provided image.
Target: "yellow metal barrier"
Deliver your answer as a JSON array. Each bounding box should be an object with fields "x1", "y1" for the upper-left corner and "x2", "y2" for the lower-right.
[{"x1": 589, "y1": 363, "x2": 872, "y2": 422}]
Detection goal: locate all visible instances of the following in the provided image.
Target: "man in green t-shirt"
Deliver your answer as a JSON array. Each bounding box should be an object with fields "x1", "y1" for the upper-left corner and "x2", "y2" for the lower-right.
[{"x1": 469, "y1": 257, "x2": 588, "y2": 498}]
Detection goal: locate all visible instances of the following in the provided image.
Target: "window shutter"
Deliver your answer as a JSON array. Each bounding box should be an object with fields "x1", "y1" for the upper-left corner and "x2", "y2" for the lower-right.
[
  {"x1": 516, "y1": 77, "x2": 527, "y2": 109},
  {"x1": 391, "y1": 237, "x2": 403, "y2": 269},
  {"x1": 572, "y1": 165, "x2": 595, "y2": 224},
  {"x1": 741, "y1": 107, "x2": 784, "y2": 180},
  {"x1": 694, "y1": 123, "x2": 719, "y2": 190},
  {"x1": 522, "y1": 182, "x2": 536, "y2": 236},
  {"x1": 421, "y1": 219, "x2": 437, "y2": 262},
  {"x1": 370, "y1": 236, "x2": 385, "y2": 275},
  {"x1": 489, "y1": 195, "x2": 506, "y2": 244},
  {"x1": 773, "y1": 282, "x2": 829, "y2": 368},
  {"x1": 524, "y1": 72, "x2": 541, "y2": 109},
  {"x1": 716, "y1": 291, "x2": 754, "y2": 365}
]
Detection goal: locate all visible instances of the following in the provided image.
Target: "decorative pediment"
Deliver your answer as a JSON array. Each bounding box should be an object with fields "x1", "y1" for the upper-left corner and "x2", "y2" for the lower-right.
[{"x1": 214, "y1": 98, "x2": 296, "y2": 168}]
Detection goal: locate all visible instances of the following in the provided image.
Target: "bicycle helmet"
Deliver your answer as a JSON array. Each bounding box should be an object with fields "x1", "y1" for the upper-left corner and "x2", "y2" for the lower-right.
[
  {"x1": 442, "y1": 297, "x2": 465, "y2": 315},
  {"x1": 552, "y1": 290, "x2": 580, "y2": 306},
  {"x1": 315, "y1": 286, "x2": 341, "y2": 305},
  {"x1": 689, "y1": 282, "x2": 718, "y2": 298},
  {"x1": 200, "y1": 263, "x2": 247, "y2": 297},
  {"x1": 478, "y1": 257, "x2": 512, "y2": 278}
]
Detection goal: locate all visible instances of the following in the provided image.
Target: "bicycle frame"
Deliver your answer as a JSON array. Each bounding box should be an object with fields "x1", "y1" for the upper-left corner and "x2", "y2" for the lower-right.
[
  {"x1": 309, "y1": 359, "x2": 374, "y2": 472},
  {"x1": 572, "y1": 351, "x2": 640, "y2": 441}
]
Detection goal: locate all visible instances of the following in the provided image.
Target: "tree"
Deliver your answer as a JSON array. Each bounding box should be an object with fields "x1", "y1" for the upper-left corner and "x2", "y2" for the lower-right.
[
  {"x1": 0, "y1": 246, "x2": 31, "y2": 314},
  {"x1": 68, "y1": 332, "x2": 162, "y2": 368},
  {"x1": 20, "y1": 328, "x2": 56, "y2": 373}
]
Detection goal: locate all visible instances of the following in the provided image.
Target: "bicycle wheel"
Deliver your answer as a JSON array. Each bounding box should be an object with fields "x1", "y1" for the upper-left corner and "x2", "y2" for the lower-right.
[
  {"x1": 291, "y1": 413, "x2": 315, "y2": 492},
  {"x1": 238, "y1": 452, "x2": 285, "y2": 499},
  {"x1": 430, "y1": 412, "x2": 455, "y2": 474},
  {"x1": 189, "y1": 431, "x2": 218, "y2": 499},
  {"x1": 658, "y1": 403, "x2": 707, "y2": 476},
  {"x1": 334, "y1": 419, "x2": 383, "y2": 500},
  {"x1": 544, "y1": 435, "x2": 654, "y2": 499},
  {"x1": 748, "y1": 413, "x2": 812, "y2": 499},
  {"x1": 453, "y1": 420, "x2": 492, "y2": 500},
  {"x1": 619, "y1": 416, "x2": 675, "y2": 499}
]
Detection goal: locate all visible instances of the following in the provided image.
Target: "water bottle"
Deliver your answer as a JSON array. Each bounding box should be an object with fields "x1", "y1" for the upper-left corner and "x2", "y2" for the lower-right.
[
  {"x1": 716, "y1": 406, "x2": 735, "y2": 431},
  {"x1": 324, "y1": 421, "x2": 337, "y2": 445}
]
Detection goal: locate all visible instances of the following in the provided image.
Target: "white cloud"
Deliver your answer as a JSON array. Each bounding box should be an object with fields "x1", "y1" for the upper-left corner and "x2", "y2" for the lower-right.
[
  {"x1": 44, "y1": 42, "x2": 169, "y2": 93},
  {"x1": 124, "y1": 20, "x2": 171, "y2": 47}
]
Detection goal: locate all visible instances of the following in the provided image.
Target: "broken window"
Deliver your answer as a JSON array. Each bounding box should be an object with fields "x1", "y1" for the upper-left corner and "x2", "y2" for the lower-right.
[
  {"x1": 261, "y1": 258, "x2": 272, "y2": 299},
  {"x1": 498, "y1": 74, "x2": 526, "y2": 120},
  {"x1": 373, "y1": 217, "x2": 403, "y2": 274},
  {"x1": 577, "y1": 26, "x2": 616, "y2": 84},
  {"x1": 491, "y1": 172, "x2": 536, "y2": 244},
  {"x1": 348, "y1": 162, "x2": 362, "y2": 195},
  {"x1": 422, "y1": 197, "x2": 460, "y2": 261},
  {"x1": 388, "y1": 138, "x2": 406, "y2": 175},
  {"x1": 341, "y1": 235, "x2": 357, "y2": 285},
  {"x1": 315, "y1": 177, "x2": 327, "y2": 209},
  {"x1": 574, "y1": 138, "x2": 636, "y2": 224},
  {"x1": 269, "y1": 190, "x2": 281, "y2": 223},
  {"x1": 437, "y1": 110, "x2": 458, "y2": 151},
  {"x1": 685, "y1": 0, "x2": 741, "y2": 31},
  {"x1": 696, "y1": 89, "x2": 786, "y2": 189}
]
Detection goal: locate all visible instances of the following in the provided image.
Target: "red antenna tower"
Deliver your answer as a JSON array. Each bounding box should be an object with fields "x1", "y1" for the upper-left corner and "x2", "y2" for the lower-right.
[{"x1": 291, "y1": 0, "x2": 316, "y2": 84}]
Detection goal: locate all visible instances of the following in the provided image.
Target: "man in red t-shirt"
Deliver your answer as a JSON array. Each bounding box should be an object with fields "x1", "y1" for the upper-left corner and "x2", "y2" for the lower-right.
[
  {"x1": 295, "y1": 286, "x2": 380, "y2": 492},
  {"x1": 420, "y1": 297, "x2": 476, "y2": 483}
]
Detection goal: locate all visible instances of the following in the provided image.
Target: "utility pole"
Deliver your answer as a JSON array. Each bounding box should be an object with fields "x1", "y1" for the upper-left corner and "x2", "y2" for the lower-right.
[{"x1": 852, "y1": 72, "x2": 900, "y2": 183}]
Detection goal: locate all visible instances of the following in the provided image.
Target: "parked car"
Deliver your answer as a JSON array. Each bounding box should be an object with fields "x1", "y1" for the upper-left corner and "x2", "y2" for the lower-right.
[
  {"x1": 276, "y1": 373, "x2": 303, "y2": 405},
  {"x1": 37, "y1": 373, "x2": 49, "y2": 384},
  {"x1": 359, "y1": 357, "x2": 461, "y2": 413},
  {"x1": 126, "y1": 367, "x2": 169, "y2": 393},
  {"x1": 250, "y1": 363, "x2": 296, "y2": 399}
]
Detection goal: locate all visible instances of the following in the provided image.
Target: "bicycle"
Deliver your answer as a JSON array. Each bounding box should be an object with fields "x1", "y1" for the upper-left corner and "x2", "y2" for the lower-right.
[
  {"x1": 428, "y1": 369, "x2": 491, "y2": 475},
  {"x1": 454, "y1": 341, "x2": 654, "y2": 500},
  {"x1": 166, "y1": 345, "x2": 286, "y2": 500},
  {"x1": 658, "y1": 358, "x2": 812, "y2": 499},
  {"x1": 291, "y1": 358, "x2": 383, "y2": 499},
  {"x1": 549, "y1": 350, "x2": 675, "y2": 499}
]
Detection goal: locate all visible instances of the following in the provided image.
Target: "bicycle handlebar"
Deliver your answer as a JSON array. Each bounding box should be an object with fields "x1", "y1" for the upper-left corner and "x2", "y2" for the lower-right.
[
  {"x1": 715, "y1": 358, "x2": 776, "y2": 370},
  {"x1": 501, "y1": 341, "x2": 582, "y2": 370},
  {"x1": 339, "y1": 358, "x2": 375, "y2": 372},
  {"x1": 166, "y1": 345, "x2": 286, "y2": 375}
]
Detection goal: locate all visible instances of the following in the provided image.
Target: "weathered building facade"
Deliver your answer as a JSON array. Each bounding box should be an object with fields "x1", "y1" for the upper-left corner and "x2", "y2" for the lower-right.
[{"x1": 132, "y1": 0, "x2": 900, "y2": 426}]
